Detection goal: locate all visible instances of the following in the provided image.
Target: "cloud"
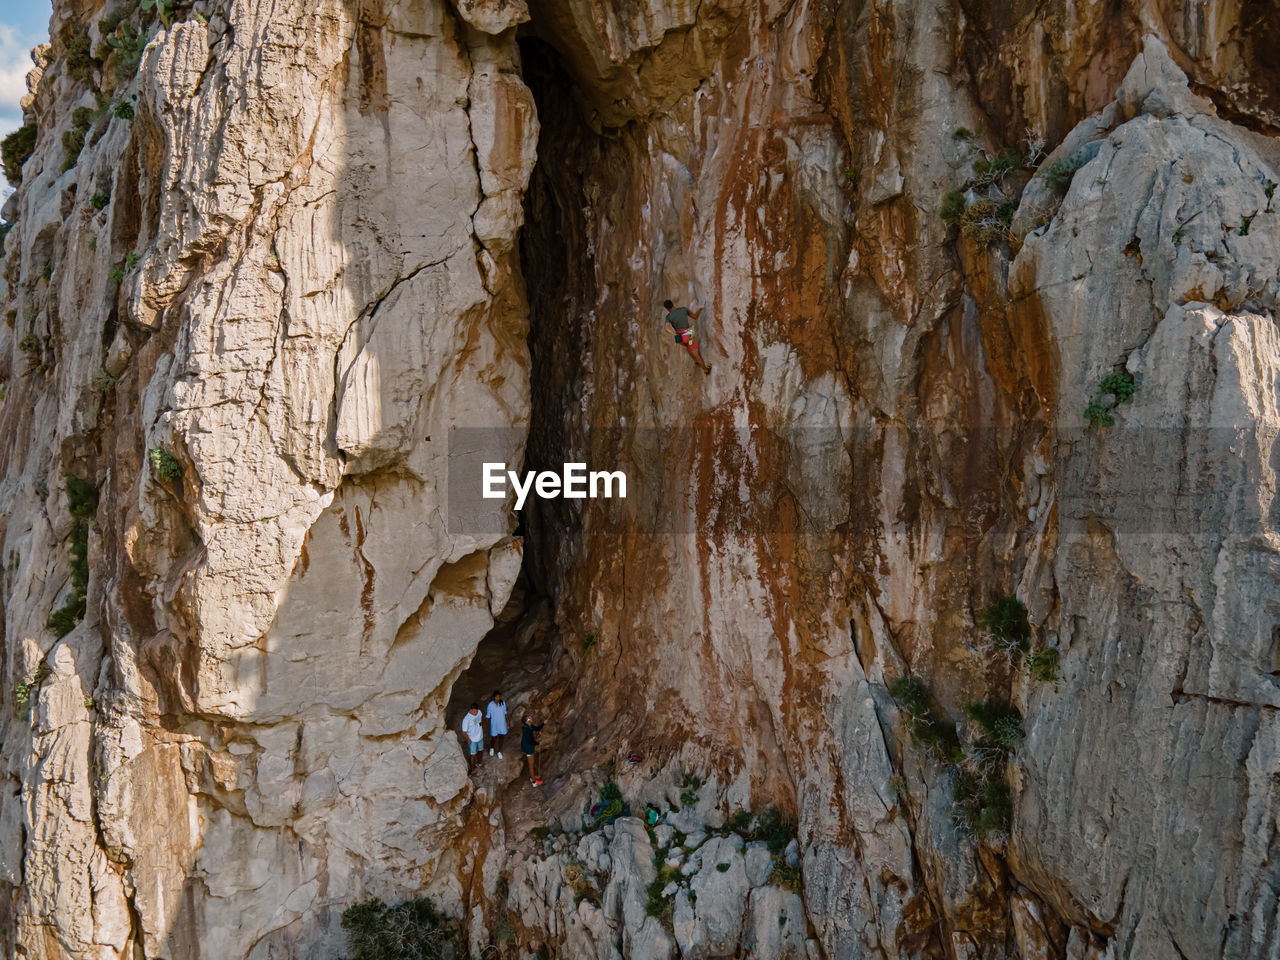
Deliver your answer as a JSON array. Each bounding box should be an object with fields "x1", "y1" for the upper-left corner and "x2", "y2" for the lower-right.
[{"x1": 0, "y1": 22, "x2": 40, "y2": 137}]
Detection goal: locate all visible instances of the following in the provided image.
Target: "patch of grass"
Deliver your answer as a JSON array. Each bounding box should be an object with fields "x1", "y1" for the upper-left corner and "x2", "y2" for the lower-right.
[
  {"x1": 565, "y1": 861, "x2": 601, "y2": 905},
  {"x1": 109, "y1": 266, "x2": 125, "y2": 284},
  {"x1": 952, "y1": 770, "x2": 1013, "y2": 839},
  {"x1": 1265, "y1": 179, "x2": 1276, "y2": 213},
  {"x1": 843, "y1": 170, "x2": 858, "y2": 186},
  {"x1": 18, "y1": 332, "x2": 46, "y2": 374},
  {"x1": 495, "y1": 918, "x2": 516, "y2": 945},
  {"x1": 645, "y1": 873, "x2": 676, "y2": 921},
  {"x1": 65, "y1": 30, "x2": 97, "y2": 86},
  {"x1": 339, "y1": 897, "x2": 465, "y2": 960},
  {"x1": 1039, "y1": 154, "x2": 1085, "y2": 195},
  {"x1": 953, "y1": 126, "x2": 980, "y2": 140},
  {"x1": 769, "y1": 862, "x2": 801, "y2": 893},
  {"x1": 1027, "y1": 647, "x2": 1061, "y2": 683},
  {"x1": 725, "y1": 809, "x2": 751, "y2": 833},
  {"x1": 1240, "y1": 213, "x2": 1255, "y2": 236},
  {"x1": 973, "y1": 149, "x2": 1023, "y2": 185},
  {"x1": 679, "y1": 772, "x2": 701, "y2": 808},
  {"x1": 940, "y1": 188, "x2": 967, "y2": 227},
  {"x1": 746, "y1": 806, "x2": 795, "y2": 856},
  {"x1": 715, "y1": 862, "x2": 730, "y2": 873},
  {"x1": 90, "y1": 191, "x2": 111, "y2": 210},
  {"x1": 2, "y1": 123, "x2": 37, "y2": 186},
  {"x1": 1173, "y1": 227, "x2": 1188, "y2": 245},
  {"x1": 581, "y1": 631, "x2": 597, "y2": 653},
  {"x1": 964, "y1": 701, "x2": 1024, "y2": 749},
  {"x1": 62, "y1": 106, "x2": 98, "y2": 172},
  {"x1": 148, "y1": 447, "x2": 181, "y2": 482},
  {"x1": 889, "y1": 675, "x2": 964, "y2": 761},
  {"x1": 41, "y1": 263, "x2": 52, "y2": 282},
  {"x1": 960, "y1": 199, "x2": 1009, "y2": 245},
  {"x1": 125, "y1": 251, "x2": 141, "y2": 270},
  {"x1": 976, "y1": 595, "x2": 1030, "y2": 657},
  {"x1": 114, "y1": 101, "x2": 134, "y2": 120},
  {"x1": 47, "y1": 475, "x2": 98, "y2": 638}
]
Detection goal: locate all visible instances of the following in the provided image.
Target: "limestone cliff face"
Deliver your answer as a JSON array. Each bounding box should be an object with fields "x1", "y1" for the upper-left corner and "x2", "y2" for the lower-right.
[{"x1": 0, "y1": 0, "x2": 1277, "y2": 958}]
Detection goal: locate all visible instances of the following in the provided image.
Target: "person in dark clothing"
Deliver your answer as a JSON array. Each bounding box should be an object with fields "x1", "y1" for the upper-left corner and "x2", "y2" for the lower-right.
[
  {"x1": 521, "y1": 716, "x2": 545, "y2": 786},
  {"x1": 662, "y1": 299, "x2": 712, "y2": 374}
]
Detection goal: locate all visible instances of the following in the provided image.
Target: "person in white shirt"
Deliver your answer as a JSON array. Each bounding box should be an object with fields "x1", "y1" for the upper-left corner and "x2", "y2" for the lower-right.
[
  {"x1": 486, "y1": 691, "x2": 509, "y2": 758},
  {"x1": 461, "y1": 703, "x2": 484, "y2": 773}
]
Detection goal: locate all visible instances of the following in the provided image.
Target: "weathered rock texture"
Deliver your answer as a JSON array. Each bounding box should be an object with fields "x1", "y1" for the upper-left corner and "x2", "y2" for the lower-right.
[{"x1": 0, "y1": 0, "x2": 1277, "y2": 957}]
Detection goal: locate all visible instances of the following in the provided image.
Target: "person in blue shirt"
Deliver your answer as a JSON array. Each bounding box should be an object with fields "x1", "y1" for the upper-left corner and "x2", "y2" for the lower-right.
[
  {"x1": 663, "y1": 299, "x2": 712, "y2": 374},
  {"x1": 486, "y1": 691, "x2": 508, "y2": 758}
]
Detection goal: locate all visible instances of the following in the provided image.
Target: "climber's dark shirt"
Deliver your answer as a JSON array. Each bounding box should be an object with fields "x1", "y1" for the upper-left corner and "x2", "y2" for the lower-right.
[
  {"x1": 665, "y1": 307, "x2": 692, "y2": 331},
  {"x1": 521, "y1": 722, "x2": 543, "y2": 754}
]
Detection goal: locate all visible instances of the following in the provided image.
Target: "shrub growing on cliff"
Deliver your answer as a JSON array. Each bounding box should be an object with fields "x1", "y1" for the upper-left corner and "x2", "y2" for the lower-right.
[
  {"x1": 973, "y1": 149, "x2": 1023, "y2": 185},
  {"x1": 960, "y1": 199, "x2": 1009, "y2": 245},
  {"x1": 1039, "y1": 154, "x2": 1084, "y2": 195},
  {"x1": 90, "y1": 191, "x2": 111, "y2": 210},
  {"x1": 1026, "y1": 647, "x2": 1061, "y2": 683},
  {"x1": 770, "y1": 862, "x2": 801, "y2": 893},
  {"x1": 746, "y1": 805, "x2": 796, "y2": 856},
  {"x1": 889, "y1": 676, "x2": 962, "y2": 761},
  {"x1": 47, "y1": 475, "x2": 99, "y2": 638},
  {"x1": 2, "y1": 123, "x2": 37, "y2": 186},
  {"x1": 339, "y1": 897, "x2": 464, "y2": 960},
  {"x1": 64, "y1": 30, "x2": 97, "y2": 86},
  {"x1": 1084, "y1": 369, "x2": 1135, "y2": 428},
  {"x1": 976, "y1": 595, "x2": 1030, "y2": 657},
  {"x1": 964, "y1": 701, "x2": 1024, "y2": 749},
  {"x1": 18, "y1": 333, "x2": 46, "y2": 375},
  {"x1": 148, "y1": 447, "x2": 181, "y2": 482},
  {"x1": 952, "y1": 770, "x2": 1013, "y2": 839},
  {"x1": 940, "y1": 189, "x2": 967, "y2": 227},
  {"x1": 62, "y1": 106, "x2": 98, "y2": 172}
]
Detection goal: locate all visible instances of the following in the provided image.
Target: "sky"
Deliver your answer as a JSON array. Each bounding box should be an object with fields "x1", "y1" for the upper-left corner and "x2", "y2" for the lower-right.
[{"x1": 0, "y1": 0, "x2": 52, "y2": 199}]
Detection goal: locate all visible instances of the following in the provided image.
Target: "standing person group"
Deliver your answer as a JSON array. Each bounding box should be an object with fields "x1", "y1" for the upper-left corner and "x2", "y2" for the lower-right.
[
  {"x1": 458, "y1": 691, "x2": 547, "y2": 789},
  {"x1": 460, "y1": 691, "x2": 511, "y2": 771}
]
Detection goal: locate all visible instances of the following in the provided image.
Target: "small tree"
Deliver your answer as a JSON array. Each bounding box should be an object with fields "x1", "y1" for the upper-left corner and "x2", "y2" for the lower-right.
[{"x1": 975, "y1": 595, "x2": 1031, "y2": 661}]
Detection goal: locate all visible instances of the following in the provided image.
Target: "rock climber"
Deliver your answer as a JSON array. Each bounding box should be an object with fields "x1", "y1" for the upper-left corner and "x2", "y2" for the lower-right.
[
  {"x1": 486, "y1": 690, "x2": 508, "y2": 759},
  {"x1": 663, "y1": 299, "x2": 712, "y2": 374},
  {"x1": 522, "y1": 715, "x2": 545, "y2": 787},
  {"x1": 462, "y1": 703, "x2": 485, "y2": 773}
]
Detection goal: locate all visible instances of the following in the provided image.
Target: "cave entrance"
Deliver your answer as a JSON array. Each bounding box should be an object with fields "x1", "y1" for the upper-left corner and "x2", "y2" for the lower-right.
[{"x1": 443, "y1": 36, "x2": 596, "y2": 756}]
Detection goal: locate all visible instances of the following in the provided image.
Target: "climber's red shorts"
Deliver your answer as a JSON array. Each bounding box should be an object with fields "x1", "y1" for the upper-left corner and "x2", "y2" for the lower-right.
[{"x1": 676, "y1": 329, "x2": 698, "y2": 353}]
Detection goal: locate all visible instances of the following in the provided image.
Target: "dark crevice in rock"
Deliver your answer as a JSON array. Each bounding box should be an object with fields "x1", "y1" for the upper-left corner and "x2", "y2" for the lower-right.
[{"x1": 444, "y1": 37, "x2": 597, "y2": 754}]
